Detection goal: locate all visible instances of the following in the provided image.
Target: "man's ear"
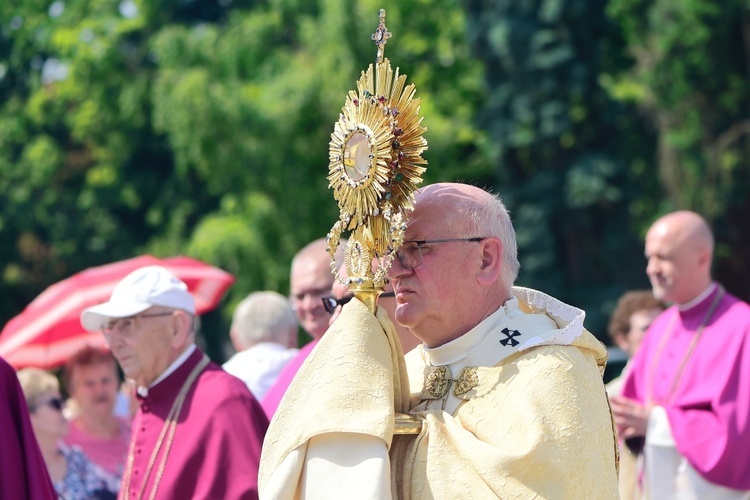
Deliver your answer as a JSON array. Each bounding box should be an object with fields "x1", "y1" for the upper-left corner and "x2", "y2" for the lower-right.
[
  {"x1": 170, "y1": 311, "x2": 193, "y2": 349},
  {"x1": 477, "y1": 237, "x2": 503, "y2": 286},
  {"x1": 229, "y1": 328, "x2": 242, "y2": 352},
  {"x1": 696, "y1": 247, "x2": 711, "y2": 271}
]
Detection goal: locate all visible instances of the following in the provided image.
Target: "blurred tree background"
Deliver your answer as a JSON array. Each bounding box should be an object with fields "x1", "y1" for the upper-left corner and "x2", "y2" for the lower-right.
[{"x1": 1, "y1": 0, "x2": 748, "y2": 362}]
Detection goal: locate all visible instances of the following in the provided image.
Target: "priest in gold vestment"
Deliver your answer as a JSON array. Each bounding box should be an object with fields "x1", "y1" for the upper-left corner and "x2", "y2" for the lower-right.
[{"x1": 259, "y1": 183, "x2": 619, "y2": 499}]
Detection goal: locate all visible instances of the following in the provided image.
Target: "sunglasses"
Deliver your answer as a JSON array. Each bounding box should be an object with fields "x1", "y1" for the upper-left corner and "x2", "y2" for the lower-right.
[
  {"x1": 321, "y1": 292, "x2": 396, "y2": 315},
  {"x1": 33, "y1": 397, "x2": 64, "y2": 412}
]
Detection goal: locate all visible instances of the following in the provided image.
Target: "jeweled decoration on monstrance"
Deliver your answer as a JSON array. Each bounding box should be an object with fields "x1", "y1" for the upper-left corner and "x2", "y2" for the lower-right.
[{"x1": 326, "y1": 9, "x2": 428, "y2": 314}]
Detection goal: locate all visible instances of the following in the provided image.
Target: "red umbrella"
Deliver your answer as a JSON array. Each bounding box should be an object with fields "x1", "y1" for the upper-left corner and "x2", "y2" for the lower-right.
[{"x1": 0, "y1": 255, "x2": 235, "y2": 369}]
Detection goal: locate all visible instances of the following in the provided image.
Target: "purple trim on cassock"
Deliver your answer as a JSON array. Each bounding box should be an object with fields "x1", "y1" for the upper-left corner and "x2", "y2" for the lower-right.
[
  {"x1": 261, "y1": 339, "x2": 319, "y2": 420},
  {"x1": 122, "y1": 348, "x2": 268, "y2": 499},
  {"x1": 0, "y1": 356, "x2": 57, "y2": 500},
  {"x1": 622, "y1": 286, "x2": 750, "y2": 490}
]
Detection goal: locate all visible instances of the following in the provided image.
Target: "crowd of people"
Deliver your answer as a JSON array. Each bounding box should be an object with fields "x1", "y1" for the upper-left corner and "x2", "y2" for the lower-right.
[{"x1": 1, "y1": 181, "x2": 748, "y2": 499}]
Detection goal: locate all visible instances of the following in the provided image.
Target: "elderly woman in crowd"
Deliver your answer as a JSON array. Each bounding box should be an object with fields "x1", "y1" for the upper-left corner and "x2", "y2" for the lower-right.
[
  {"x1": 17, "y1": 367, "x2": 118, "y2": 499},
  {"x1": 63, "y1": 346, "x2": 130, "y2": 481}
]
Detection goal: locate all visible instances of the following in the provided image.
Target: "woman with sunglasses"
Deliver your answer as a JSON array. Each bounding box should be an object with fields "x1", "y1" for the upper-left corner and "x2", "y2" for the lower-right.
[{"x1": 17, "y1": 368, "x2": 118, "y2": 499}]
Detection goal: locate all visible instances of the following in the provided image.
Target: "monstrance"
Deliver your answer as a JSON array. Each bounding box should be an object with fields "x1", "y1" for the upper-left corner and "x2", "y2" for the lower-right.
[{"x1": 326, "y1": 9, "x2": 427, "y2": 314}]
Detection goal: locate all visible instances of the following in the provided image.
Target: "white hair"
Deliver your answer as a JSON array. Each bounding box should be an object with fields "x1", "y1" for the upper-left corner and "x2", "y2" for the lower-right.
[
  {"x1": 449, "y1": 191, "x2": 520, "y2": 291},
  {"x1": 231, "y1": 291, "x2": 298, "y2": 350},
  {"x1": 17, "y1": 368, "x2": 60, "y2": 409}
]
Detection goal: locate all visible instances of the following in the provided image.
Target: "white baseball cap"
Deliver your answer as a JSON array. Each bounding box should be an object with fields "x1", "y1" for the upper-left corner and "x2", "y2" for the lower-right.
[{"x1": 81, "y1": 265, "x2": 195, "y2": 332}]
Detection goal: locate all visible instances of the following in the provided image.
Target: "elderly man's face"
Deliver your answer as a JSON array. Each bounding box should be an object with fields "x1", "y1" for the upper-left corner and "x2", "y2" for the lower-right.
[
  {"x1": 387, "y1": 203, "x2": 483, "y2": 347},
  {"x1": 290, "y1": 255, "x2": 335, "y2": 340},
  {"x1": 103, "y1": 308, "x2": 177, "y2": 388},
  {"x1": 70, "y1": 362, "x2": 119, "y2": 418}
]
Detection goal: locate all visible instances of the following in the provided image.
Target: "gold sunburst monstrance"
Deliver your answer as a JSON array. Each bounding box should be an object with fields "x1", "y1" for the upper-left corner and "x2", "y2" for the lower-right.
[{"x1": 326, "y1": 9, "x2": 427, "y2": 313}]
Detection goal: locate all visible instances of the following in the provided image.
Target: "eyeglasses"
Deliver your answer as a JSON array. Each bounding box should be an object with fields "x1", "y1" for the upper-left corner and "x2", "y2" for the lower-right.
[
  {"x1": 391, "y1": 238, "x2": 486, "y2": 270},
  {"x1": 321, "y1": 292, "x2": 396, "y2": 315},
  {"x1": 101, "y1": 311, "x2": 174, "y2": 337},
  {"x1": 32, "y1": 397, "x2": 64, "y2": 412},
  {"x1": 322, "y1": 295, "x2": 352, "y2": 315}
]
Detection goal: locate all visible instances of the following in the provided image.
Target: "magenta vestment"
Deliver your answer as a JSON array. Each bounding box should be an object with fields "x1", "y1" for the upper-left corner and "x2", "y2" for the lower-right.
[
  {"x1": 261, "y1": 339, "x2": 318, "y2": 419},
  {"x1": 0, "y1": 356, "x2": 57, "y2": 500},
  {"x1": 621, "y1": 285, "x2": 750, "y2": 490},
  {"x1": 122, "y1": 348, "x2": 268, "y2": 499}
]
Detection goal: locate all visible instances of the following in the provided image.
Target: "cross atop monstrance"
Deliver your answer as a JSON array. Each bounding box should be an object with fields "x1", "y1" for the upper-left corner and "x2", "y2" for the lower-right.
[{"x1": 371, "y1": 9, "x2": 392, "y2": 64}]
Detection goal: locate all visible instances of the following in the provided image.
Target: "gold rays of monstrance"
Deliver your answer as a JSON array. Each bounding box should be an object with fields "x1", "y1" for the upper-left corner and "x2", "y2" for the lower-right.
[{"x1": 326, "y1": 9, "x2": 428, "y2": 313}]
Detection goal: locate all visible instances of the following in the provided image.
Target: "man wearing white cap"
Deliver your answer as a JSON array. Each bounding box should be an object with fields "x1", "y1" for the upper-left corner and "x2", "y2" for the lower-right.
[{"x1": 81, "y1": 265, "x2": 268, "y2": 500}]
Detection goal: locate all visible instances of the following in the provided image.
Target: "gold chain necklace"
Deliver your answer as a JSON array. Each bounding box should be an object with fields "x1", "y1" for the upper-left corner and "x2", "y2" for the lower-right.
[
  {"x1": 120, "y1": 354, "x2": 210, "y2": 500},
  {"x1": 646, "y1": 286, "x2": 724, "y2": 405}
]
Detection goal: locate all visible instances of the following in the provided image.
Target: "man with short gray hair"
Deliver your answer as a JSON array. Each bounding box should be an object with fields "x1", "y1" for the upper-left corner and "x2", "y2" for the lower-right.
[{"x1": 223, "y1": 291, "x2": 299, "y2": 399}]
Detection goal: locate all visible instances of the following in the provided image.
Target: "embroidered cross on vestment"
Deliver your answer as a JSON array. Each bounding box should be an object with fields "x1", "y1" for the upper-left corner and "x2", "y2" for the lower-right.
[{"x1": 500, "y1": 327, "x2": 522, "y2": 347}]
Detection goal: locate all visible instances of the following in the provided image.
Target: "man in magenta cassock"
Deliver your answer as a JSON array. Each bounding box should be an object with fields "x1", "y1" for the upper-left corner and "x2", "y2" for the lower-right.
[
  {"x1": 612, "y1": 211, "x2": 750, "y2": 498},
  {"x1": 81, "y1": 265, "x2": 268, "y2": 499},
  {"x1": 0, "y1": 356, "x2": 58, "y2": 500}
]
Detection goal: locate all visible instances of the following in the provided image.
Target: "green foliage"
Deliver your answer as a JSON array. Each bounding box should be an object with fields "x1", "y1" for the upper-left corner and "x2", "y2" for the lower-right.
[
  {"x1": 606, "y1": 0, "x2": 750, "y2": 217},
  {"x1": 605, "y1": 0, "x2": 750, "y2": 304},
  {"x1": 463, "y1": 0, "x2": 654, "y2": 335},
  {"x1": 0, "y1": 0, "x2": 486, "y2": 359},
  {"x1": 2, "y1": 0, "x2": 748, "y2": 360}
]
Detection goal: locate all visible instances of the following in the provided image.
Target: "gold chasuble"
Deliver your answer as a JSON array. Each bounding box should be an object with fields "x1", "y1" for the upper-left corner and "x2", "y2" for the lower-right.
[
  {"x1": 259, "y1": 297, "x2": 410, "y2": 499},
  {"x1": 259, "y1": 287, "x2": 619, "y2": 499},
  {"x1": 392, "y1": 287, "x2": 619, "y2": 499}
]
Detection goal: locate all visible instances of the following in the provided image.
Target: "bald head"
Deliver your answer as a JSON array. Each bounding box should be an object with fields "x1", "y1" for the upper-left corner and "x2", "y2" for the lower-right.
[
  {"x1": 292, "y1": 239, "x2": 330, "y2": 269},
  {"x1": 645, "y1": 210, "x2": 714, "y2": 304},
  {"x1": 650, "y1": 211, "x2": 714, "y2": 252},
  {"x1": 290, "y1": 238, "x2": 345, "y2": 339}
]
